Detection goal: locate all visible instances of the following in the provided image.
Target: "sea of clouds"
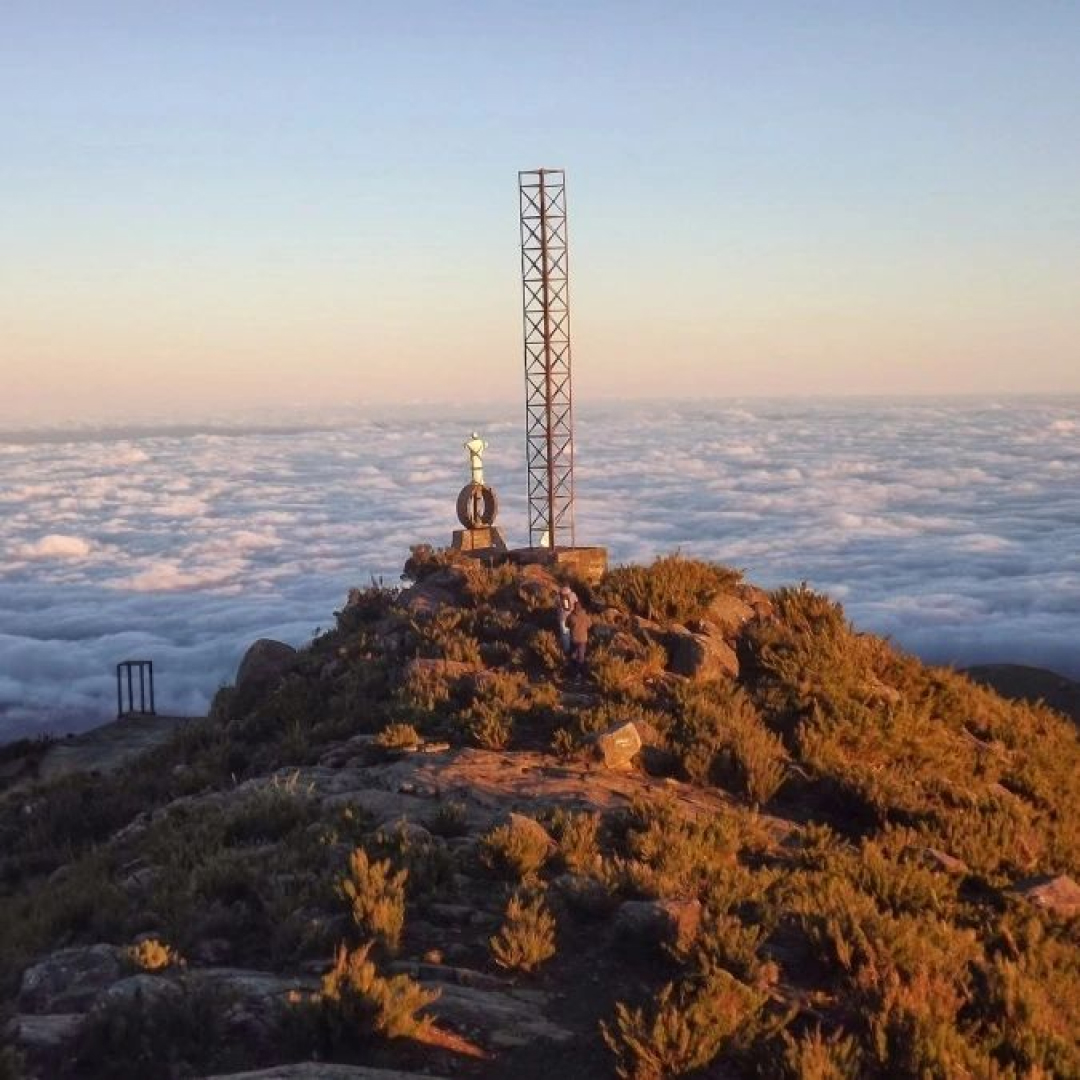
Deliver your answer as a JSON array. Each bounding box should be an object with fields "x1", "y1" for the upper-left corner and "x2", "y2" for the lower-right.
[{"x1": 1, "y1": 398, "x2": 1078, "y2": 742}]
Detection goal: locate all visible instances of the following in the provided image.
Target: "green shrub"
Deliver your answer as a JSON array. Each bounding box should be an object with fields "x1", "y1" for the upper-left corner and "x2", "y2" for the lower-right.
[
  {"x1": 591, "y1": 640, "x2": 668, "y2": 704},
  {"x1": 461, "y1": 700, "x2": 513, "y2": 749},
  {"x1": 529, "y1": 627, "x2": 566, "y2": 675},
  {"x1": 601, "y1": 970, "x2": 765, "y2": 1080},
  {"x1": 338, "y1": 848, "x2": 407, "y2": 954},
  {"x1": 374, "y1": 722, "x2": 421, "y2": 751},
  {"x1": 73, "y1": 979, "x2": 231, "y2": 1080},
  {"x1": 599, "y1": 554, "x2": 742, "y2": 625},
  {"x1": 490, "y1": 889, "x2": 557, "y2": 972},
  {"x1": 550, "y1": 727, "x2": 580, "y2": 760},
  {"x1": 605, "y1": 797, "x2": 746, "y2": 901},
  {"x1": 370, "y1": 822, "x2": 456, "y2": 903},
  {"x1": 548, "y1": 809, "x2": 602, "y2": 875},
  {"x1": 401, "y1": 543, "x2": 462, "y2": 583},
  {"x1": 304, "y1": 942, "x2": 439, "y2": 1046},
  {"x1": 220, "y1": 774, "x2": 316, "y2": 846},
  {"x1": 480, "y1": 817, "x2": 552, "y2": 880},
  {"x1": 771, "y1": 1026, "x2": 863, "y2": 1079},
  {"x1": 427, "y1": 800, "x2": 469, "y2": 838},
  {"x1": 666, "y1": 683, "x2": 787, "y2": 806}
]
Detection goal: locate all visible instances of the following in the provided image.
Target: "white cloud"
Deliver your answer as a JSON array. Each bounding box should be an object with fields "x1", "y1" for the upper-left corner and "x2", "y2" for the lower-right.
[
  {"x1": 14, "y1": 534, "x2": 92, "y2": 561},
  {"x1": 1, "y1": 397, "x2": 1079, "y2": 742}
]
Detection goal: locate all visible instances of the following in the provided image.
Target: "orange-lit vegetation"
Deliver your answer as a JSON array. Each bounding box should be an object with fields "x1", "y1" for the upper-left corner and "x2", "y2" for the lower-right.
[{"x1": 0, "y1": 548, "x2": 1077, "y2": 1077}]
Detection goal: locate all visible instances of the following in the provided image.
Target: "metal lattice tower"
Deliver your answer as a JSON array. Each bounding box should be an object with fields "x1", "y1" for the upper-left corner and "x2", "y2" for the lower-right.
[{"x1": 519, "y1": 167, "x2": 575, "y2": 549}]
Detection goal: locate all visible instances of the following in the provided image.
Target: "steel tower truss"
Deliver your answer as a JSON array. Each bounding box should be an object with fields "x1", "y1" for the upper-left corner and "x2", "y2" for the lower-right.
[{"x1": 519, "y1": 167, "x2": 575, "y2": 549}]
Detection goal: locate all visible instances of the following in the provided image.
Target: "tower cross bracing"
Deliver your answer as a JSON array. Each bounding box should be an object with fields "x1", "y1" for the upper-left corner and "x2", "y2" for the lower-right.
[{"x1": 519, "y1": 167, "x2": 575, "y2": 549}]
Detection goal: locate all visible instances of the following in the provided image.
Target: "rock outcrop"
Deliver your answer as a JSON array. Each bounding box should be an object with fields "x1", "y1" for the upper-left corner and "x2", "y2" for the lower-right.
[{"x1": 233, "y1": 638, "x2": 297, "y2": 713}]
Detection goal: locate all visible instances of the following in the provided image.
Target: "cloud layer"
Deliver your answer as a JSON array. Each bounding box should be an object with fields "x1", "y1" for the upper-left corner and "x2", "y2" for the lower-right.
[{"x1": 2, "y1": 398, "x2": 1078, "y2": 740}]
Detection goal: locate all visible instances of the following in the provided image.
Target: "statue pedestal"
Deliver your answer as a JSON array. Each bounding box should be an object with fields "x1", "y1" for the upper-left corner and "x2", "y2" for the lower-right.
[
  {"x1": 452, "y1": 526, "x2": 508, "y2": 553},
  {"x1": 508, "y1": 545, "x2": 608, "y2": 585}
]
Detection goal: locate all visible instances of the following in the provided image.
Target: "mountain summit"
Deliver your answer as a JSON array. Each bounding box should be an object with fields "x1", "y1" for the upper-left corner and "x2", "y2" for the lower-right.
[{"x1": 2, "y1": 548, "x2": 1077, "y2": 1079}]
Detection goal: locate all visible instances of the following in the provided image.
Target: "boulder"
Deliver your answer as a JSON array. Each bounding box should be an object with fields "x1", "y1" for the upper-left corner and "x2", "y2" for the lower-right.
[
  {"x1": 233, "y1": 639, "x2": 296, "y2": 713},
  {"x1": 667, "y1": 630, "x2": 739, "y2": 681},
  {"x1": 414, "y1": 980, "x2": 573, "y2": 1049},
  {"x1": 703, "y1": 593, "x2": 756, "y2": 636},
  {"x1": 18, "y1": 944, "x2": 126, "y2": 1014},
  {"x1": 8, "y1": 1012, "x2": 84, "y2": 1053},
  {"x1": 398, "y1": 572, "x2": 460, "y2": 617},
  {"x1": 739, "y1": 584, "x2": 775, "y2": 620},
  {"x1": 614, "y1": 899, "x2": 702, "y2": 951},
  {"x1": 591, "y1": 721, "x2": 643, "y2": 770},
  {"x1": 95, "y1": 972, "x2": 181, "y2": 1012},
  {"x1": 1012, "y1": 874, "x2": 1080, "y2": 917}
]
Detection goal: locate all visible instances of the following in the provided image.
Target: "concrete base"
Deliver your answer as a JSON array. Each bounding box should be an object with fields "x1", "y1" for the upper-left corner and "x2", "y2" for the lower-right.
[
  {"x1": 508, "y1": 546, "x2": 609, "y2": 585},
  {"x1": 451, "y1": 526, "x2": 508, "y2": 553}
]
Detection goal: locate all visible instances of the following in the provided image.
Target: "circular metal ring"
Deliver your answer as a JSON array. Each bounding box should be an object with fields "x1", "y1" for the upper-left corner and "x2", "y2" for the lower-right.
[{"x1": 456, "y1": 483, "x2": 498, "y2": 528}]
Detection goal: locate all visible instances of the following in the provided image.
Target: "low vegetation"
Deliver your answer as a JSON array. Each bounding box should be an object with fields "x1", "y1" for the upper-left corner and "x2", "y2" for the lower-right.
[
  {"x1": 489, "y1": 888, "x2": 557, "y2": 972},
  {"x1": 297, "y1": 942, "x2": 439, "y2": 1050},
  {"x1": 338, "y1": 848, "x2": 408, "y2": 954},
  {"x1": 1, "y1": 547, "x2": 1077, "y2": 1078}
]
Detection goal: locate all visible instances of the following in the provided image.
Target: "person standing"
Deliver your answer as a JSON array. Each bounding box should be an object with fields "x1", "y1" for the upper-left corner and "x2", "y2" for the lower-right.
[
  {"x1": 556, "y1": 585, "x2": 579, "y2": 654},
  {"x1": 567, "y1": 600, "x2": 592, "y2": 680}
]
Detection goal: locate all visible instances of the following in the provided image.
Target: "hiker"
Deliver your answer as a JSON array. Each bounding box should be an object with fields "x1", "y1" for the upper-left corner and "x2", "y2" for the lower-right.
[
  {"x1": 556, "y1": 585, "x2": 579, "y2": 654},
  {"x1": 567, "y1": 600, "x2": 592, "y2": 679}
]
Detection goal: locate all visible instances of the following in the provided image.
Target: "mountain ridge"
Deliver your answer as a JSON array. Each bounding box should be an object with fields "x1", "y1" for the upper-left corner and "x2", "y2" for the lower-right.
[{"x1": 1, "y1": 547, "x2": 1077, "y2": 1079}]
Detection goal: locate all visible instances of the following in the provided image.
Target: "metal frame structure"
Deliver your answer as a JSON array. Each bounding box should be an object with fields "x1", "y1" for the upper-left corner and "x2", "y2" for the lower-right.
[
  {"x1": 519, "y1": 167, "x2": 575, "y2": 549},
  {"x1": 116, "y1": 660, "x2": 155, "y2": 718}
]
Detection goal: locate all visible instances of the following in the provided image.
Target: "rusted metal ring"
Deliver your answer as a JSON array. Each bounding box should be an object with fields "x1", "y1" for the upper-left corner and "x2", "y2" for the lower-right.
[{"x1": 457, "y1": 483, "x2": 498, "y2": 528}]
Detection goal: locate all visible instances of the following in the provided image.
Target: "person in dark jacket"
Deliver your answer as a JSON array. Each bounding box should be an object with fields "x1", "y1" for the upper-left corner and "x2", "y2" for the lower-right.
[{"x1": 567, "y1": 601, "x2": 592, "y2": 679}]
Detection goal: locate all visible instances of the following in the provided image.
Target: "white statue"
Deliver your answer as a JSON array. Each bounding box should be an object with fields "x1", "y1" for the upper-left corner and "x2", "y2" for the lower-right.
[{"x1": 464, "y1": 432, "x2": 488, "y2": 485}]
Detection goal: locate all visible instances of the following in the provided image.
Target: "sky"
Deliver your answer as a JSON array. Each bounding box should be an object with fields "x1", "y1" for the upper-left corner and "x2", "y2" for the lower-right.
[
  {"x1": 2, "y1": 2, "x2": 1079, "y2": 423},
  {"x1": 2, "y1": 398, "x2": 1078, "y2": 740}
]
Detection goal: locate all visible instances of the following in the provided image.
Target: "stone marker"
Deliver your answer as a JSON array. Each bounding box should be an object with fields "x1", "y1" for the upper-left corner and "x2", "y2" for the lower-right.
[{"x1": 592, "y1": 721, "x2": 642, "y2": 770}]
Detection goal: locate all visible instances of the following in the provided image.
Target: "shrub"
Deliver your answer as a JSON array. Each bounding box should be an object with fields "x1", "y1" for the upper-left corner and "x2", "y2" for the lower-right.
[
  {"x1": 461, "y1": 701, "x2": 513, "y2": 750},
  {"x1": 601, "y1": 970, "x2": 765, "y2": 1080},
  {"x1": 550, "y1": 727, "x2": 580, "y2": 760},
  {"x1": 73, "y1": 978, "x2": 231, "y2": 1080},
  {"x1": 666, "y1": 683, "x2": 787, "y2": 807},
  {"x1": 370, "y1": 822, "x2": 456, "y2": 903},
  {"x1": 591, "y1": 640, "x2": 668, "y2": 703},
  {"x1": 599, "y1": 554, "x2": 742, "y2": 625},
  {"x1": 374, "y1": 722, "x2": 421, "y2": 751},
  {"x1": 0, "y1": 1045, "x2": 24, "y2": 1080},
  {"x1": 401, "y1": 543, "x2": 462, "y2": 583},
  {"x1": 338, "y1": 848, "x2": 407, "y2": 954},
  {"x1": 772, "y1": 1026, "x2": 863, "y2": 1079},
  {"x1": 529, "y1": 628, "x2": 566, "y2": 675},
  {"x1": 480, "y1": 817, "x2": 552, "y2": 880},
  {"x1": 427, "y1": 800, "x2": 469, "y2": 838},
  {"x1": 125, "y1": 938, "x2": 185, "y2": 973},
  {"x1": 307, "y1": 942, "x2": 439, "y2": 1044},
  {"x1": 489, "y1": 889, "x2": 557, "y2": 972},
  {"x1": 220, "y1": 774, "x2": 316, "y2": 846},
  {"x1": 548, "y1": 809, "x2": 602, "y2": 875},
  {"x1": 606, "y1": 797, "x2": 745, "y2": 900}
]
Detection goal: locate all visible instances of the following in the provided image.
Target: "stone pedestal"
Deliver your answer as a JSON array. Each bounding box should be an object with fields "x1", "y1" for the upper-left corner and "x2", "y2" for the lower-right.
[
  {"x1": 452, "y1": 526, "x2": 508, "y2": 553},
  {"x1": 508, "y1": 546, "x2": 609, "y2": 585}
]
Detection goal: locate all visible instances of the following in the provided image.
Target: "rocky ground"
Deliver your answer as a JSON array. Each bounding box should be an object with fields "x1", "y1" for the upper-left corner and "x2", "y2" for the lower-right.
[{"x1": 1, "y1": 548, "x2": 1078, "y2": 1079}]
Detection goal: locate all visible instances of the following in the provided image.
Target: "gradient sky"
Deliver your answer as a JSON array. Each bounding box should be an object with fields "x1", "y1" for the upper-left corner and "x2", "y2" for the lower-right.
[{"x1": 3, "y1": 2, "x2": 1079, "y2": 422}]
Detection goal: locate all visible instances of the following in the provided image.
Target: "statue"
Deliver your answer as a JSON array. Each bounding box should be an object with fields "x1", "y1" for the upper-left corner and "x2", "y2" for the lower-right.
[
  {"x1": 451, "y1": 431, "x2": 506, "y2": 553},
  {"x1": 464, "y1": 432, "x2": 488, "y2": 485}
]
